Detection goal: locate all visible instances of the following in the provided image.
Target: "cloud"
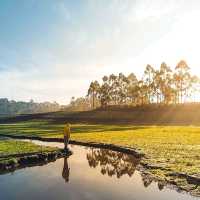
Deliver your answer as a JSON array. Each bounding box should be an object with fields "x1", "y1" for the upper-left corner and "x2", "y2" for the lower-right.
[{"x1": 1, "y1": 0, "x2": 200, "y2": 103}]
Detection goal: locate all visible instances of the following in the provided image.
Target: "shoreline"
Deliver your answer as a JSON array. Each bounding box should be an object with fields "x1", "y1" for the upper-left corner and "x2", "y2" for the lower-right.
[
  {"x1": 0, "y1": 133, "x2": 199, "y2": 197},
  {"x1": 0, "y1": 146, "x2": 72, "y2": 175},
  {"x1": 0, "y1": 133, "x2": 144, "y2": 158}
]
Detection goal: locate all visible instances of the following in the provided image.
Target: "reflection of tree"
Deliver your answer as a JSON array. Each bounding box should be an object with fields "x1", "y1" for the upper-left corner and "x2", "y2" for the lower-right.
[
  {"x1": 86, "y1": 148, "x2": 166, "y2": 191},
  {"x1": 158, "y1": 182, "x2": 164, "y2": 191},
  {"x1": 141, "y1": 174, "x2": 153, "y2": 188},
  {"x1": 141, "y1": 173, "x2": 165, "y2": 191},
  {"x1": 62, "y1": 157, "x2": 70, "y2": 183},
  {"x1": 86, "y1": 148, "x2": 141, "y2": 178}
]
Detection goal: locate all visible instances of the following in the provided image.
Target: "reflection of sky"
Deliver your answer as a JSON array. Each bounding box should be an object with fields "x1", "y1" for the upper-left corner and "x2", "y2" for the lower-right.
[
  {"x1": 1, "y1": 1, "x2": 200, "y2": 103},
  {"x1": 0, "y1": 145, "x2": 196, "y2": 200}
]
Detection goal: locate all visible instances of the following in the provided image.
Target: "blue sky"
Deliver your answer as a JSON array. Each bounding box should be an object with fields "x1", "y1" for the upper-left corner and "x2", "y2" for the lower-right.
[{"x1": 1, "y1": 0, "x2": 200, "y2": 104}]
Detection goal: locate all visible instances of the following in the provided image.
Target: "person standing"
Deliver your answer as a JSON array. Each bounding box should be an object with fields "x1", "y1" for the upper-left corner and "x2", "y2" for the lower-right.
[{"x1": 64, "y1": 123, "x2": 70, "y2": 151}]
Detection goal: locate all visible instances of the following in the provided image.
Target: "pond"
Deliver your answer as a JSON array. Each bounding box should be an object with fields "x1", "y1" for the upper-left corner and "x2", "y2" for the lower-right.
[{"x1": 0, "y1": 140, "x2": 198, "y2": 200}]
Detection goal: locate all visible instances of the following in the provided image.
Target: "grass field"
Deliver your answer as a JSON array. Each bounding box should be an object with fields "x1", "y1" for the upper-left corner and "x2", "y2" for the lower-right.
[
  {"x1": 0, "y1": 121, "x2": 200, "y2": 178},
  {"x1": 0, "y1": 139, "x2": 56, "y2": 157}
]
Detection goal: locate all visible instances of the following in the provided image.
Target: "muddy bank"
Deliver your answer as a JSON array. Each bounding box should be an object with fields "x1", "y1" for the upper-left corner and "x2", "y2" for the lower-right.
[
  {"x1": 0, "y1": 149, "x2": 72, "y2": 175},
  {"x1": 138, "y1": 164, "x2": 200, "y2": 197}
]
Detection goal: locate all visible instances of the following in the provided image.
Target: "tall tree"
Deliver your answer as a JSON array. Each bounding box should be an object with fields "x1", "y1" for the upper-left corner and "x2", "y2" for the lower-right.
[
  {"x1": 159, "y1": 62, "x2": 173, "y2": 104},
  {"x1": 127, "y1": 73, "x2": 138, "y2": 104},
  {"x1": 175, "y1": 60, "x2": 190, "y2": 103},
  {"x1": 186, "y1": 75, "x2": 200, "y2": 102},
  {"x1": 117, "y1": 73, "x2": 130, "y2": 104},
  {"x1": 143, "y1": 64, "x2": 155, "y2": 103},
  {"x1": 109, "y1": 74, "x2": 118, "y2": 105},
  {"x1": 87, "y1": 81, "x2": 100, "y2": 109},
  {"x1": 100, "y1": 76, "x2": 111, "y2": 107}
]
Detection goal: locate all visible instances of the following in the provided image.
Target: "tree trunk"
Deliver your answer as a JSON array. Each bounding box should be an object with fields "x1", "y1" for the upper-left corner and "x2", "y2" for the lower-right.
[{"x1": 92, "y1": 92, "x2": 95, "y2": 109}]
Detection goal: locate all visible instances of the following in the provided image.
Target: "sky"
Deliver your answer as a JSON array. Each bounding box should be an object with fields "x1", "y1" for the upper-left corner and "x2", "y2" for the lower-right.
[{"x1": 1, "y1": 0, "x2": 200, "y2": 104}]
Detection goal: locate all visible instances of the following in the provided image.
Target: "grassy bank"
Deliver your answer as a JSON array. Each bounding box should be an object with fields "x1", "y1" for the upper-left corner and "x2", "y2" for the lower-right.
[
  {"x1": 0, "y1": 139, "x2": 59, "y2": 168},
  {"x1": 0, "y1": 139, "x2": 57, "y2": 156}
]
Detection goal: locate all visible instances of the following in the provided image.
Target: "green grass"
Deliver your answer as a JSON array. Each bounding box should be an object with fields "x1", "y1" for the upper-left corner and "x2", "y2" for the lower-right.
[
  {"x1": 72, "y1": 125, "x2": 200, "y2": 176},
  {"x1": 0, "y1": 139, "x2": 57, "y2": 157},
  {"x1": 0, "y1": 139, "x2": 58, "y2": 168},
  {"x1": 0, "y1": 121, "x2": 200, "y2": 178}
]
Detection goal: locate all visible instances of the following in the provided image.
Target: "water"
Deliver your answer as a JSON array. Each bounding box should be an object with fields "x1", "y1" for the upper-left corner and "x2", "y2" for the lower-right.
[{"x1": 0, "y1": 140, "x2": 198, "y2": 200}]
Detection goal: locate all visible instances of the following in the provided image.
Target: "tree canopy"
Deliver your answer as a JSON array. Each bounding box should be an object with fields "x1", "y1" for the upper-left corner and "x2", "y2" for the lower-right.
[{"x1": 73, "y1": 60, "x2": 200, "y2": 110}]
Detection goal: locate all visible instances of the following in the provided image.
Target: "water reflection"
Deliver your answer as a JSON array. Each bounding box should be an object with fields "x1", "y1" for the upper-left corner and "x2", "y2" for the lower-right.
[
  {"x1": 140, "y1": 171, "x2": 165, "y2": 191},
  {"x1": 158, "y1": 182, "x2": 165, "y2": 191},
  {"x1": 86, "y1": 148, "x2": 140, "y2": 178},
  {"x1": 62, "y1": 156, "x2": 70, "y2": 183},
  {"x1": 142, "y1": 174, "x2": 153, "y2": 188},
  {"x1": 86, "y1": 148, "x2": 166, "y2": 191},
  {"x1": 0, "y1": 143, "x2": 196, "y2": 200}
]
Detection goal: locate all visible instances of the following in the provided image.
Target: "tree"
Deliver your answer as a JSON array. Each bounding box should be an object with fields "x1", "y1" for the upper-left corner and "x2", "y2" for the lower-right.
[
  {"x1": 0, "y1": 98, "x2": 61, "y2": 115},
  {"x1": 99, "y1": 76, "x2": 111, "y2": 107},
  {"x1": 87, "y1": 81, "x2": 100, "y2": 109},
  {"x1": 109, "y1": 74, "x2": 118, "y2": 105},
  {"x1": 138, "y1": 80, "x2": 148, "y2": 105},
  {"x1": 159, "y1": 62, "x2": 173, "y2": 104},
  {"x1": 127, "y1": 73, "x2": 138, "y2": 104},
  {"x1": 186, "y1": 75, "x2": 200, "y2": 102},
  {"x1": 143, "y1": 64, "x2": 155, "y2": 103},
  {"x1": 85, "y1": 60, "x2": 200, "y2": 107},
  {"x1": 117, "y1": 73, "x2": 129, "y2": 104},
  {"x1": 175, "y1": 60, "x2": 190, "y2": 103}
]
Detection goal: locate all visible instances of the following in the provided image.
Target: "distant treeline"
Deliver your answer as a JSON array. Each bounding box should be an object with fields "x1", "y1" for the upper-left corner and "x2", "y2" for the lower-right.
[
  {"x1": 70, "y1": 60, "x2": 200, "y2": 110},
  {"x1": 0, "y1": 98, "x2": 61, "y2": 115}
]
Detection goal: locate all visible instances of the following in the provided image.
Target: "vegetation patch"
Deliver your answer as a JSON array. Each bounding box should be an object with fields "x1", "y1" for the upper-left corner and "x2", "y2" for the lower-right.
[
  {"x1": 0, "y1": 139, "x2": 56, "y2": 156},
  {"x1": 0, "y1": 139, "x2": 71, "y2": 174}
]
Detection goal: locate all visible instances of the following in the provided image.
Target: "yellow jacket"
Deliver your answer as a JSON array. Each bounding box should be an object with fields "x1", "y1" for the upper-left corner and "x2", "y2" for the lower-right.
[{"x1": 64, "y1": 125, "x2": 70, "y2": 138}]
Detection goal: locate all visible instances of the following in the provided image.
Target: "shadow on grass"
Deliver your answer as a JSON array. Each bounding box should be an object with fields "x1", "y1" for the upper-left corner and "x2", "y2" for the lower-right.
[
  {"x1": 71, "y1": 125, "x2": 148, "y2": 134},
  {"x1": 0, "y1": 121, "x2": 148, "y2": 137}
]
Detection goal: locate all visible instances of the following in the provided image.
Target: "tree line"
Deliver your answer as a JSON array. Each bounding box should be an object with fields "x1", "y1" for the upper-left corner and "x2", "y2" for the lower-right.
[
  {"x1": 71, "y1": 60, "x2": 200, "y2": 110},
  {"x1": 0, "y1": 98, "x2": 61, "y2": 116}
]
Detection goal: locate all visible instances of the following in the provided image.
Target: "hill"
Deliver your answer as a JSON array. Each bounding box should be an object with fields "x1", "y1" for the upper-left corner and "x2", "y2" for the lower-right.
[
  {"x1": 1, "y1": 104, "x2": 200, "y2": 125},
  {"x1": 0, "y1": 98, "x2": 61, "y2": 116}
]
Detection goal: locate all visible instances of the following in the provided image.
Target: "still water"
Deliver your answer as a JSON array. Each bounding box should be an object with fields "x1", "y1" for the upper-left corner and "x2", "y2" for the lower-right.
[{"x1": 0, "y1": 141, "x2": 198, "y2": 200}]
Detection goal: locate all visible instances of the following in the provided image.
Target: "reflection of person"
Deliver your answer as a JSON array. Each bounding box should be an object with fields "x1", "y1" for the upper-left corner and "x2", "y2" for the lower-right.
[
  {"x1": 64, "y1": 123, "x2": 71, "y2": 151},
  {"x1": 62, "y1": 157, "x2": 70, "y2": 182}
]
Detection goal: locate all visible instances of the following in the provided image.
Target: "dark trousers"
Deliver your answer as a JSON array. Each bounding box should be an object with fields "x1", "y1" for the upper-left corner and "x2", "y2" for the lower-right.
[{"x1": 64, "y1": 135, "x2": 68, "y2": 150}]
